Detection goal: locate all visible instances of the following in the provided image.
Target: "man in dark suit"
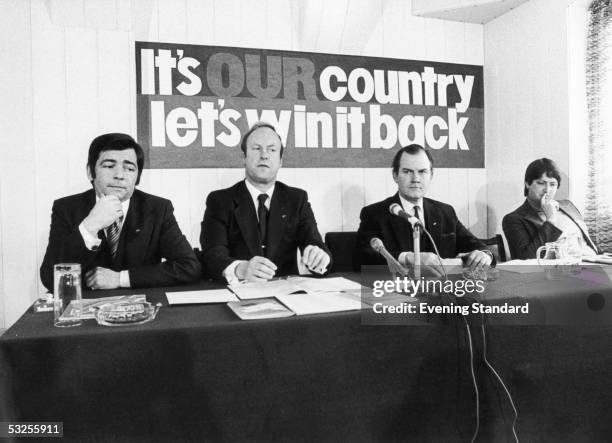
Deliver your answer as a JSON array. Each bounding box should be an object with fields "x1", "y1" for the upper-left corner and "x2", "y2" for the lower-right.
[
  {"x1": 200, "y1": 123, "x2": 331, "y2": 282},
  {"x1": 502, "y1": 158, "x2": 599, "y2": 259},
  {"x1": 356, "y1": 144, "x2": 491, "y2": 274},
  {"x1": 40, "y1": 133, "x2": 201, "y2": 290}
]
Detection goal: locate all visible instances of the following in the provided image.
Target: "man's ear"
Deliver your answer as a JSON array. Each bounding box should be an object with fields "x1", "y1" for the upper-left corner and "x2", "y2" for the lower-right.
[
  {"x1": 86, "y1": 164, "x2": 93, "y2": 182},
  {"x1": 392, "y1": 171, "x2": 398, "y2": 184}
]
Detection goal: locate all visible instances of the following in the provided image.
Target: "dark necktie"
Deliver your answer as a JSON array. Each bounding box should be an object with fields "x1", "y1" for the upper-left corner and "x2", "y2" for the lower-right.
[
  {"x1": 107, "y1": 216, "x2": 123, "y2": 259},
  {"x1": 257, "y1": 194, "x2": 269, "y2": 256},
  {"x1": 413, "y1": 206, "x2": 421, "y2": 222},
  {"x1": 413, "y1": 206, "x2": 424, "y2": 239}
]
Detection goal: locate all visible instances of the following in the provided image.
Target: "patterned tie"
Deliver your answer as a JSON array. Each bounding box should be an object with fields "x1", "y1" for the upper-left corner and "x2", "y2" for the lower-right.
[
  {"x1": 257, "y1": 194, "x2": 269, "y2": 256},
  {"x1": 107, "y1": 216, "x2": 123, "y2": 259}
]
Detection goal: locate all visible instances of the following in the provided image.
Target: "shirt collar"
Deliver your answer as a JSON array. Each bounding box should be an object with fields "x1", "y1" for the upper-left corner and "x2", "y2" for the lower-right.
[
  {"x1": 244, "y1": 179, "x2": 275, "y2": 206},
  {"x1": 399, "y1": 195, "x2": 422, "y2": 215}
]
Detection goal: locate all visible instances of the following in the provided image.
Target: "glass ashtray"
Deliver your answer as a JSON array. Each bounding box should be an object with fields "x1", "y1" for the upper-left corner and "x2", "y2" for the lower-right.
[{"x1": 94, "y1": 301, "x2": 161, "y2": 326}]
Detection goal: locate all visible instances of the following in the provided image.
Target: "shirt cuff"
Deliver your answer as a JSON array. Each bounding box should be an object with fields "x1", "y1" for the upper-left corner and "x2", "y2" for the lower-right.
[
  {"x1": 223, "y1": 260, "x2": 245, "y2": 284},
  {"x1": 119, "y1": 270, "x2": 131, "y2": 288},
  {"x1": 79, "y1": 222, "x2": 101, "y2": 250}
]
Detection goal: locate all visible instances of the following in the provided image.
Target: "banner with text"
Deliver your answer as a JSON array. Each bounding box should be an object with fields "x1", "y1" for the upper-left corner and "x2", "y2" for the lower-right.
[{"x1": 136, "y1": 42, "x2": 484, "y2": 168}]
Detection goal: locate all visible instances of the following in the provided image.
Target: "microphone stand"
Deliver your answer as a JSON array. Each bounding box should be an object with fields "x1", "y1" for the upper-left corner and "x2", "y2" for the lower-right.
[{"x1": 413, "y1": 224, "x2": 421, "y2": 280}]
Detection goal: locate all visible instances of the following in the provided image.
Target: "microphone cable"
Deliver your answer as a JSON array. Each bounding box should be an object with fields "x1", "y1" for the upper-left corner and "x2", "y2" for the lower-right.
[
  {"x1": 461, "y1": 315, "x2": 480, "y2": 443},
  {"x1": 480, "y1": 320, "x2": 520, "y2": 443}
]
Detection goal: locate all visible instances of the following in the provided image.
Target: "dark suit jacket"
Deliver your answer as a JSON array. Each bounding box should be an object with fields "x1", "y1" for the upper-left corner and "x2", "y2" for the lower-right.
[
  {"x1": 356, "y1": 194, "x2": 487, "y2": 267},
  {"x1": 502, "y1": 199, "x2": 599, "y2": 260},
  {"x1": 40, "y1": 189, "x2": 201, "y2": 290},
  {"x1": 200, "y1": 181, "x2": 331, "y2": 279}
]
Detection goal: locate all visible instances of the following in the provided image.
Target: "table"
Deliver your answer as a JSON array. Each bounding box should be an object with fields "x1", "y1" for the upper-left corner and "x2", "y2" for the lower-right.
[{"x1": 2, "y1": 272, "x2": 612, "y2": 442}]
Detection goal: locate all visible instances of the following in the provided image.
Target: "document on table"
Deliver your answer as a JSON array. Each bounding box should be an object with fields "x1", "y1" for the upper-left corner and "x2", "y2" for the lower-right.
[
  {"x1": 286, "y1": 276, "x2": 363, "y2": 292},
  {"x1": 497, "y1": 259, "x2": 542, "y2": 273},
  {"x1": 166, "y1": 289, "x2": 239, "y2": 305},
  {"x1": 227, "y1": 298, "x2": 295, "y2": 320},
  {"x1": 229, "y1": 276, "x2": 365, "y2": 300},
  {"x1": 229, "y1": 279, "x2": 304, "y2": 300},
  {"x1": 439, "y1": 258, "x2": 464, "y2": 274},
  {"x1": 276, "y1": 292, "x2": 361, "y2": 315},
  {"x1": 582, "y1": 254, "x2": 612, "y2": 265}
]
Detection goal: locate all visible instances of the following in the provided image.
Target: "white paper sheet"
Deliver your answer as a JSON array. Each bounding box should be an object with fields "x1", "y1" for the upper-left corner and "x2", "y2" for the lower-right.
[
  {"x1": 228, "y1": 280, "x2": 303, "y2": 300},
  {"x1": 276, "y1": 292, "x2": 361, "y2": 315},
  {"x1": 286, "y1": 276, "x2": 363, "y2": 292}
]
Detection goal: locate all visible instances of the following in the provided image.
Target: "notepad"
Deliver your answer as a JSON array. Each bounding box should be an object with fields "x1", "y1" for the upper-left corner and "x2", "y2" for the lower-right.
[
  {"x1": 227, "y1": 298, "x2": 295, "y2": 320},
  {"x1": 166, "y1": 289, "x2": 239, "y2": 305},
  {"x1": 583, "y1": 255, "x2": 612, "y2": 265}
]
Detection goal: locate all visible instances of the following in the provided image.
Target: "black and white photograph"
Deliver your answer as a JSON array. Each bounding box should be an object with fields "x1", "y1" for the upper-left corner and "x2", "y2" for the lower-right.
[{"x1": 1, "y1": 0, "x2": 612, "y2": 441}]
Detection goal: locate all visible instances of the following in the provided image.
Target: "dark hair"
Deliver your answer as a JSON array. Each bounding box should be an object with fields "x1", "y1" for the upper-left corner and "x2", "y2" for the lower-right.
[
  {"x1": 391, "y1": 144, "x2": 434, "y2": 175},
  {"x1": 240, "y1": 122, "x2": 284, "y2": 158},
  {"x1": 523, "y1": 158, "x2": 561, "y2": 196},
  {"x1": 87, "y1": 133, "x2": 145, "y2": 185}
]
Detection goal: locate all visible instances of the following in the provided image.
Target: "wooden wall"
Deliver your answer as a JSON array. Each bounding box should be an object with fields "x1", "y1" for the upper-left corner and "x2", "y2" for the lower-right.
[{"x1": 0, "y1": 0, "x2": 486, "y2": 328}]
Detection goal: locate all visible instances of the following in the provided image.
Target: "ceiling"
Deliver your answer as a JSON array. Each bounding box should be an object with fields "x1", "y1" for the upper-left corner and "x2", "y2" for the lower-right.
[{"x1": 411, "y1": 0, "x2": 530, "y2": 24}]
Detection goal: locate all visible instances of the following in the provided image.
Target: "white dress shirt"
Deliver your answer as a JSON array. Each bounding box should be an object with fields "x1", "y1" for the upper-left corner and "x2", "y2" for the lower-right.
[
  {"x1": 398, "y1": 196, "x2": 424, "y2": 264},
  {"x1": 222, "y1": 180, "x2": 276, "y2": 283}
]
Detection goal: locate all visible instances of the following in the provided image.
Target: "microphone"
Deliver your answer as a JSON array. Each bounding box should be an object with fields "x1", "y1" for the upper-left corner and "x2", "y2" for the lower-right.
[
  {"x1": 370, "y1": 237, "x2": 409, "y2": 277},
  {"x1": 389, "y1": 203, "x2": 423, "y2": 278},
  {"x1": 389, "y1": 203, "x2": 423, "y2": 227}
]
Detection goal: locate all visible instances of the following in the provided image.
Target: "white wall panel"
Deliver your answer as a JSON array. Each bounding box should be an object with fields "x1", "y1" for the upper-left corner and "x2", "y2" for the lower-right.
[
  {"x1": 32, "y1": 0, "x2": 68, "y2": 300},
  {"x1": 185, "y1": 0, "x2": 215, "y2": 45},
  {"x1": 0, "y1": 0, "x2": 35, "y2": 329},
  {"x1": 213, "y1": 0, "x2": 243, "y2": 46},
  {"x1": 65, "y1": 27, "x2": 98, "y2": 195},
  {"x1": 84, "y1": 0, "x2": 118, "y2": 30},
  {"x1": 268, "y1": 0, "x2": 295, "y2": 50},
  {"x1": 484, "y1": 0, "x2": 570, "y2": 239}
]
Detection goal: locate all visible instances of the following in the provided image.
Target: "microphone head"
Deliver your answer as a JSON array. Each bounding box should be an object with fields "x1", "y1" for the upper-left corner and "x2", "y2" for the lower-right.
[
  {"x1": 370, "y1": 237, "x2": 384, "y2": 253},
  {"x1": 389, "y1": 203, "x2": 402, "y2": 216}
]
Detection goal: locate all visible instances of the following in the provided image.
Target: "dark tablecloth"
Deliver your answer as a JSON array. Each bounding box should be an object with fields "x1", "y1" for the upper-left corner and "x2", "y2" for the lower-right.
[{"x1": 2, "y1": 276, "x2": 612, "y2": 442}]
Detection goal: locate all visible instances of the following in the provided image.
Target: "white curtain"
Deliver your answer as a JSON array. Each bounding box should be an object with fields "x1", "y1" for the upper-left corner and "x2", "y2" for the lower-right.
[{"x1": 586, "y1": 0, "x2": 612, "y2": 251}]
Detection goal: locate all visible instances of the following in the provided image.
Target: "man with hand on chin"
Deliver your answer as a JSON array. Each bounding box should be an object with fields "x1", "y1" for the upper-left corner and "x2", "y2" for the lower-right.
[
  {"x1": 356, "y1": 144, "x2": 492, "y2": 277},
  {"x1": 40, "y1": 133, "x2": 201, "y2": 291},
  {"x1": 200, "y1": 122, "x2": 331, "y2": 282},
  {"x1": 503, "y1": 158, "x2": 599, "y2": 259}
]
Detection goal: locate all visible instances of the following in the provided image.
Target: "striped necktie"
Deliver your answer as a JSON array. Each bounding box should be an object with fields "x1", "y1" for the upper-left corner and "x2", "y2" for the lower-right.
[{"x1": 107, "y1": 216, "x2": 123, "y2": 259}]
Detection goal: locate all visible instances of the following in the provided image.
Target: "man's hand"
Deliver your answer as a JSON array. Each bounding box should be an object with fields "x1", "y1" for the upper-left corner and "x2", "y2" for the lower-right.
[
  {"x1": 541, "y1": 193, "x2": 559, "y2": 223},
  {"x1": 82, "y1": 195, "x2": 123, "y2": 234},
  {"x1": 85, "y1": 267, "x2": 121, "y2": 289},
  {"x1": 302, "y1": 245, "x2": 330, "y2": 274},
  {"x1": 403, "y1": 252, "x2": 444, "y2": 278},
  {"x1": 236, "y1": 256, "x2": 277, "y2": 281},
  {"x1": 457, "y1": 250, "x2": 492, "y2": 270}
]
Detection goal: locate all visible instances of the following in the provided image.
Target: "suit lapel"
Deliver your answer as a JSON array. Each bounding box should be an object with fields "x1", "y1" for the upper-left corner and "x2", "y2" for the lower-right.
[
  {"x1": 559, "y1": 202, "x2": 599, "y2": 253},
  {"x1": 266, "y1": 184, "x2": 288, "y2": 260},
  {"x1": 234, "y1": 182, "x2": 260, "y2": 257},
  {"x1": 121, "y1": 191, "x2": 146, "y2": 268},
  {"x1": 517, "y1": 200, "x2": 544, "y2": 227},
  {"x1": 423, "y1": 198, "x2": 442, "y2": 251},
  {"x1": 389, "y1": 194, "x2": 413, "y2": 251}
]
